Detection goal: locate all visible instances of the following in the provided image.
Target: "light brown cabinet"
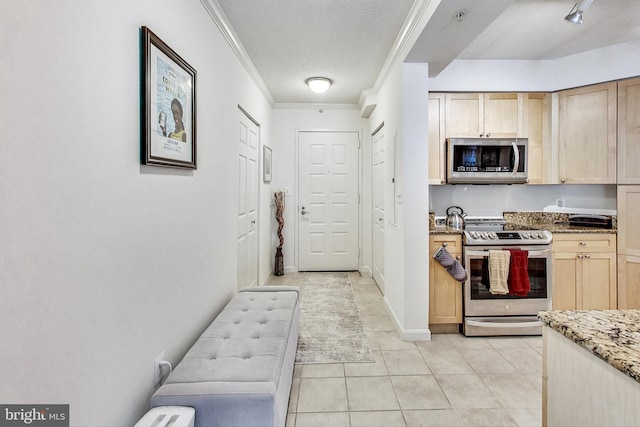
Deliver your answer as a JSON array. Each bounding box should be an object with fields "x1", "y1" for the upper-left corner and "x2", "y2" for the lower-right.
[
  {"x1": 617, "y1": 77, "x2": 640, "y2": 184},
  {"x1": 617, "y1": 185, "x2": 640, "y2": 308},
  {"x1": 558, "y1": 82, "x2": 617, "y2": 184},
  {"x1": 429, "y1": 234, "x2": 463, "y2": 325},
  {"x1": 428, "y1": 93, "x2": 446, "y2": 185},
  {"x1": 526, "y1": 93, "x2": 552, "y2": 184},
  {"x1": 445, "y1": 93, "x2": 525, "y2": 139},
  {"x1": 552, "y1": 234, "x2": 617, "y2": 310}
]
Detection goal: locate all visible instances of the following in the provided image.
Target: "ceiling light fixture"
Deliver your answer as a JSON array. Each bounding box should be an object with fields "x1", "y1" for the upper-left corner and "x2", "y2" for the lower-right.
[
  {"x1": 564, "y1": 0, "x2": 594, "y2": 25},
  {"x1": 454, "y1": 10, "x2": 467, "y2": 22},
  {"x1": 305, "y1": 77, "x2": 332, "y2": 94}
]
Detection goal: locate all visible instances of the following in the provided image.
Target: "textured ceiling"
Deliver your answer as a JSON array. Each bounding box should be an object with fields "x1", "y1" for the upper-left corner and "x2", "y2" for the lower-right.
[{"x1": 214, "y1": 0, "x2": 640, "y2": 105}]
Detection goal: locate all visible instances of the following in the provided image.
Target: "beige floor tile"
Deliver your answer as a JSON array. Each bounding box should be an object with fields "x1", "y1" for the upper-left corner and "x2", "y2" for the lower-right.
[
  {"x1": 294, "y1": 412, "x2": 350, "y2": 427},
  {"x1": 288, "y1": 377, "x2": 300, "y2": 413},
  {"x1": 344, "y1": 350, "x2": 388, "y2": 377},
  {"x1": 520, "y1": 373, "x2": 543, "y2": 394},
  {"x1": 488, "y1": 337, "x2": 532, "y2": 349},
  {"x1": 372, "y1": 331, "x2": 418, "y2": 351},
  {"x1": 382, "y1": 350, "x2": 432, "y2": 375},
  {"x1": 480, "y1": 374, "x2": 542, "y2": 408},
  {"x1": 267, "y1": 273, "x2": 305, "y2": 285},
  {"x1": 506, "y1": 407, "x2": 542, "y2": 427},
  {"x1": 403, "y1": 409, "x2": 462, "y2": 427},
  {"x1": 391, "y1": 375, "x2": 450, "y2": 410},
  {"x1": 293, "y1": 364, "x2": 303, "y2": 379},
  {"x1": 297, "y1": 377, "x2": 348, "y2": 413},
  {"x1": 415, "y1": 334, "x2": 457, "y2": 350},
  {"x1": 361, "y1": 315, "x2": 396, "y2": 332},
  {"x1": 455, "y1": 408, "x2": 518, "y2": 427},
  {"x1": 522, "y1": 336, "x2": 543, "y2": 348},
  {"x1": 301, "y1": 363, "x2": 345, "y2": 378},
  {"x1": 351, "y1": 282, "x2": 382, "y2": 295},
  {"x1": 350, "y1": 411, "x2": 406, "y2": 427},
  {"x1": 357, "y1": 301, "x2": 389, "y2": 316},
  {"x1": 349, "y1": 272, "x2": 377, "y2": 285},
  {"x1": 366, "y1": 330, "x2": 381, "y2": 350},
  {"x1": 459, "y1": 348, "x2": 517, "y2": 374},
  {"x1": 448, "y1": 334, "x2": 493, "y2": 350},
  {"x1": 285, "y1": 413, "x2": 295, "y2": 427},
  {"x1": 419, "y1": 346, "x2": 474, "y2": 374},
  {"x1": 434, "y1": 374, "x2": 501, "y2": 409},
  {"x1": 346, "y1": 376, "x2": 400, "y2": 411},
  {"x1": 496, "y1": 348, "x2": 542, "y2": 374}
]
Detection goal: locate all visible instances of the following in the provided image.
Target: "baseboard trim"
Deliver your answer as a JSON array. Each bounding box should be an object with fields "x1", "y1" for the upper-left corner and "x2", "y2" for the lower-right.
[{"x1": 382, "y1": 297, "x2": 432, "y2": 341}]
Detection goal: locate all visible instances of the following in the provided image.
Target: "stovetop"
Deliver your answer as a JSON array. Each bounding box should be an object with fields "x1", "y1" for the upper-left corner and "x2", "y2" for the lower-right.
[{"x1": 463, "y1": 217, "x2": 552, "y2": 246}]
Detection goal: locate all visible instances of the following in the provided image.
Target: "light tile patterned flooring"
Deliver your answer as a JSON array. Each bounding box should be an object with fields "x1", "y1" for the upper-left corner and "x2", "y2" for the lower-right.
[{"x1": 267, "y1": 272, "x2": 542, "y2": 427}]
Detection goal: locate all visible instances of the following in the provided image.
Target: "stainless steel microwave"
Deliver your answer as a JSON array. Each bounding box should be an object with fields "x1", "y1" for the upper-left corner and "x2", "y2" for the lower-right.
[{"x1": 446, "y1": 138, "x2": 528, "y2": 184}]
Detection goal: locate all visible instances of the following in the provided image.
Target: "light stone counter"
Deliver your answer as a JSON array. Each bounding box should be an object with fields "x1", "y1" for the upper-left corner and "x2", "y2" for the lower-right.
[{"x1": 538, "y1": 309, "x2": 640, "y2": 383}]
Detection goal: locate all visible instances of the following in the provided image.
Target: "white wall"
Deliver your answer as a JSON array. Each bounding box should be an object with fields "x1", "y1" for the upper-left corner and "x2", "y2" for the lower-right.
[
  {"x1": 367, "y1": 62, "x2": 430, "y2": 340},
  {"x1": 0, "y1": 1, "x2": 272, "y2": 425},
  {"x1": 271, "y1": 107, "x2": 369, "y2": 273}
]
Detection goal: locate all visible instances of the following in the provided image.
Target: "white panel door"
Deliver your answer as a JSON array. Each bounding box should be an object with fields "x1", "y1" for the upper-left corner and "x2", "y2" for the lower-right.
[
  {"x1": 237, "y1": 110, "x2": 259, "y2": 290},
  {"x1": 372, "y1": 126, "x2": 385, "y2": 293},
  {"x1": 298, "y1": 131, "x2": 359, "y2": 271}
]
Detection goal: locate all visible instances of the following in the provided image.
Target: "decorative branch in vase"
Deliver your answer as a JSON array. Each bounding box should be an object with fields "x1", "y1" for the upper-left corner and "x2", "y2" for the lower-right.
[{"x1": 274, "y1": 191, "x2": 285, "y2": 276}]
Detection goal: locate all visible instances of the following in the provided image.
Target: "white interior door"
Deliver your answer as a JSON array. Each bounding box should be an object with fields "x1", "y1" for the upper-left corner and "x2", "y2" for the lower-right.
[
  {"x1": 237, "y1": 110, "x2": 259, "y2": 290},
  {"x1": 298, "y1": 131, "x2": 359, "y2": 271},
  {"x1": 372, "y1": 125, "x2": 385, "y2": 293}
]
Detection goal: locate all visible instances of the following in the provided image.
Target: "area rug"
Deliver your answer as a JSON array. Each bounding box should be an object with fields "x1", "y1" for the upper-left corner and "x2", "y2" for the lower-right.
[{"x1": 295, "y1": 272, "x2": 374, "y2": 364}]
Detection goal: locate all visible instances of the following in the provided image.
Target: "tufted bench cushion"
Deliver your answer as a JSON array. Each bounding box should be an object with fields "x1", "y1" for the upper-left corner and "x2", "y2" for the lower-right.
[{"x1": 151, "y1": 286, "x2": 300, "y2": 427}]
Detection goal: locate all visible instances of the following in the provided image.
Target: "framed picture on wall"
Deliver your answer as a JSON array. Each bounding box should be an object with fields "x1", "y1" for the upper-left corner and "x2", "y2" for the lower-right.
[
  {"x1": 263, "y1": 145, "x2": 272, "y2": 183},
  {"x1": 141, "y1": 26, "x2": 197, "y2": 169}
]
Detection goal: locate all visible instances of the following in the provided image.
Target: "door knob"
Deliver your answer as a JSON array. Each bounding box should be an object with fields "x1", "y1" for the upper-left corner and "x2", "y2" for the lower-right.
[{"x1": 301, "y1": 206, "x2": 308, "y2": 215}]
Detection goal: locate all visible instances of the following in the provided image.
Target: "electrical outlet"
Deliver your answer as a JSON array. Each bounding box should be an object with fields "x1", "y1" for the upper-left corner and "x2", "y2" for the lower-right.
[
  {"x1": 556, "y1": 198, "x2": 566, "y2": 207},
  {"x1": 153, "y1": 350, "x2": 166, "y2": 388}
]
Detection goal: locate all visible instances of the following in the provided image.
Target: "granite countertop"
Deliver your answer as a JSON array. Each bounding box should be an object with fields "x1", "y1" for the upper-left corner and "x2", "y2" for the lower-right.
[{"x1": 538, "y1": 310, "x2": 640, "y2": 383}]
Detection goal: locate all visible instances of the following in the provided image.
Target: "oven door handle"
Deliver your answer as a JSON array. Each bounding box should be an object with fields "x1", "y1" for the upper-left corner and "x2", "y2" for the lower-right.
[
  {"x1": 512, "y1": 141, "x2": 520, "y2": 175},
  {"x1": 466, "y1": 319, "x2": 543, "y2": 328},
  {"x1": 465, "y1": 249, "x2": 550, "y2": 257}
]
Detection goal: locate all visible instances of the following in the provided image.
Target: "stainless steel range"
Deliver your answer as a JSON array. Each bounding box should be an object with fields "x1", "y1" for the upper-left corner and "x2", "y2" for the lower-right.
[{"x1": 462, "y1": 217, "x2": 552, "y2": 336}]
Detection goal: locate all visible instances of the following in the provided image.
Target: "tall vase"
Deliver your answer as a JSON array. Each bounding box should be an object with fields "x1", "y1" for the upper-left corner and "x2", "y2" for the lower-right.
[{"x1": 274, "y1": 247, "x2": 284, "y2": 276}]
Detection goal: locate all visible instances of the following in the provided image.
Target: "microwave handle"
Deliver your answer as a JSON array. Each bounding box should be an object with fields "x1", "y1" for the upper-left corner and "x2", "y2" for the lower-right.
[{"x1": 512, "y1": 141, "x2": 520, "y2": 175}]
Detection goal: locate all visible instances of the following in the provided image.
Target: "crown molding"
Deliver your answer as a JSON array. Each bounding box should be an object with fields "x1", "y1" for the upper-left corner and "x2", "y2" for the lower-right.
[
  {"x1": 273, "y1": 103, "x2": 360, "y2": 110},
  {"x1": 358, "y1": 0, "x2": 439, "y2": 114},
  {"x1": 200, "y1": 0, "x2": 275, "y2": 106}
]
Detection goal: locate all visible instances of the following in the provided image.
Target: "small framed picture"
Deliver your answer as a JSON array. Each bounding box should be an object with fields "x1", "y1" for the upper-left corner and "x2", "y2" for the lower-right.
[
  {"x1": 141, "y1": 26, "x2": 197, "y2": 169},
  {"x1": 263, "y1": 146, "x2": 272, "y2": 183}
]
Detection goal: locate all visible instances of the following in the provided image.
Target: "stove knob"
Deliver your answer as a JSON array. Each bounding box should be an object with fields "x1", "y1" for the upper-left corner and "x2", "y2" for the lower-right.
[
  {"x1": 522, "y1": 232, "x2": 530, "y2": 239},
  {"x1": 489, "y1": 232, "x2": 497, "y2": 240},
  {"x1": 480, "y1": 232, "x2": 488, "y2": 239}
]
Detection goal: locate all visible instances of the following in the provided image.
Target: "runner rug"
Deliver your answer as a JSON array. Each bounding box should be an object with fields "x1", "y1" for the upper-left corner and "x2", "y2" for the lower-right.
[{"x1": 295, "y1": 272, "x2": 374, "y2": 364}]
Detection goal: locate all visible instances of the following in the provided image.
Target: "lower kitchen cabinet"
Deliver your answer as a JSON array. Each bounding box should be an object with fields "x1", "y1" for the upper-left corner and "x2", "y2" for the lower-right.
[
  {"x1": 429, "y1": 234, "x2": 463, "y2": 326},
  {"x1": 618, "y1": 255, "x2": 640, "y2": 309},
  {"x1": 552, "y1": 234, "x2": 617, "y2": 310}
]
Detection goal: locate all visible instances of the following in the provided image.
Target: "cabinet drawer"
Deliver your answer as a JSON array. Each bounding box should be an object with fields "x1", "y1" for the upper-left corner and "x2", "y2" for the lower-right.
[
  {"x1": 430, "y1": 234, "x2": 462, "y2": 254},
  {"x1": 552, "y1": 233, "x2": 616, "y2": 253}
]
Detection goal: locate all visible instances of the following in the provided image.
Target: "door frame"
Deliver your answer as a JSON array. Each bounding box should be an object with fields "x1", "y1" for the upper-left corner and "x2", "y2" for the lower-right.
[
  {"x1": 238, "y1": 105, "x2": 261, "y2": 288},
  {"x1": 371, "y1": 121, "x2": 385, "y2": 291},
  {"x1": 294, "y1": 129, "x2": 363, "y2": 272}
]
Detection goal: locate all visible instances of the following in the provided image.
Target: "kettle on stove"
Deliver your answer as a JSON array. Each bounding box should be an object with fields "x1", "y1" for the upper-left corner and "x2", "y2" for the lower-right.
[{"x1": 446, "y1": 206, "x2": 466, "y2": 230}]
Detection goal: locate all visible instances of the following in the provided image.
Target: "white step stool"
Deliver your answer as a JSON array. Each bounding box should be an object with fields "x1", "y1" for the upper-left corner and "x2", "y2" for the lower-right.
[{"x1": 134, "y1": 406, "x2": 195, "y2": 427}]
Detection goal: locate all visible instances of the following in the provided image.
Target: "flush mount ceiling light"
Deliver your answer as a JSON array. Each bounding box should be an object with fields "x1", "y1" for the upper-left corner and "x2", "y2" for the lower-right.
[
  {"x1": 305, "y1": 77, "x2": 332, "y2": 94},
  {"x1": 565, "y1": 0, "x2": 594, "y2": 25}
]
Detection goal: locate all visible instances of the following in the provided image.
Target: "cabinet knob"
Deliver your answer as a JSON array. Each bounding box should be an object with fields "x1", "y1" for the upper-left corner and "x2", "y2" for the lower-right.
[
  {"x1": 585, "y1": 254, "x2": 591, "y2": 259},
  {"x1": 580, "y1": 241, "x2": 586, "y2": 246},
  {"x1": 578, "y1": 254, "x2": 584, "y2": 259},
  {"x1": 479, "y1": 133, "x2": 483, "y2": 138},
  {"x1": 486, "y1": 133, "x2": 491, "y2": 137},
  {"x1": 560, "y1": 178, "x2": 566, "y2": 183},
  {"x1": 456, "y1": 255, "x2": 461, "y2": 261},
  {"x1": 443, "y1": 242, "x2": 447, "y2": 247}
]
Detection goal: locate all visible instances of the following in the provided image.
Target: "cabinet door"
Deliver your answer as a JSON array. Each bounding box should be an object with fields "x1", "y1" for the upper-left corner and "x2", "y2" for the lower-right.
[
  {"x1": 445, "y1": 93, "x2": 483, "y2": 138},
  {"x1": 428, "y1": 93, "x2": 446, "y2": 185},
  {"x1": 617, "y1": 78, "x2": 640, "y2": 184},
  {"x1": 580, "y1": 253, "x2": 617, "y2": 309},
  {"x1": 558, "y1": 82, "x2": 617, "y2": 184},
  {"x1": 552, "y1": 233, "x2": 616, "y2": 253},
  {"x1": 618, "y1": 254, "x2": 640, "y2": 309},
  {"x1": 483, "y1": 93, "x2": 522, "y2": 138},
  {"x1": 552, "y1": 252, "x2": 578, "y2": 310},
  {"x1": 526, "y1": 93, "x2": 551, "y2": 184},
  {"x1": 618, "y1": 186, "x2": 640, "y2": 256},
  {"x1": 429, "y1": 235, "x2": 462, "y2": 324}
]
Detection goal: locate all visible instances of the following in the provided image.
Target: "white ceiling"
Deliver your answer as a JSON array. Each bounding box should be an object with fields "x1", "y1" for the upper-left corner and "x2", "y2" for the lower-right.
[{"x1": 214, "y1": 0, "x2": 640, "y2": 105}]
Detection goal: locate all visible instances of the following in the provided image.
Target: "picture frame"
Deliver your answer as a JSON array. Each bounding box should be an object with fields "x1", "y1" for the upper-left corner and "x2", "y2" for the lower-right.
[
  {"x1": 141, "y1": 26, "x2": 197, "y2": 169},
  {"x1": 263, "y1": 145, "x2": 272, "y2": 183}
]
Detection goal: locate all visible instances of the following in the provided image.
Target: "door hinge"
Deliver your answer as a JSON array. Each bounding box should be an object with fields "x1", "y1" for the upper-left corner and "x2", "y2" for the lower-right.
[
  {"x1": 358, "y1": 248, "x2": 361, "y2": 258},
  {"x1": 358, "y1": 193, "x2": 361, "y2": 204}
]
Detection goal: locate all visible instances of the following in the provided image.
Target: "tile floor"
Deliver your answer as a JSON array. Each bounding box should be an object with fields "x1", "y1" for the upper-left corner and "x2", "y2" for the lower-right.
[{"x1": 267, "y1": 272, "x2": 542, "y2": 427}]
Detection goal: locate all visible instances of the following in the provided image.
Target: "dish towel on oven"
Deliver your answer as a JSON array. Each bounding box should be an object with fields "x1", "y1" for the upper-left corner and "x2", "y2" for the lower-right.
[
  {"x1": 488, "y1": 250, "x2": 510, "y2": 295},
  {"x1": 508, "y1": 249, "x2": 530, "y2": 296}
]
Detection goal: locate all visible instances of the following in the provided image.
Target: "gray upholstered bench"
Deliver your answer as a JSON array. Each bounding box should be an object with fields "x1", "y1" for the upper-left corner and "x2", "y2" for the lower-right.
[{"x1": 151, "y1": 286, "x2": 300, "y2": 427}]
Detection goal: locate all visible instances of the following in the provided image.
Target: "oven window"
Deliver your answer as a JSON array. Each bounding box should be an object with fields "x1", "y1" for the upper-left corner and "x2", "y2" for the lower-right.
[{"x1": 468, "y1": 257, "x2": 548, "y2": 299}]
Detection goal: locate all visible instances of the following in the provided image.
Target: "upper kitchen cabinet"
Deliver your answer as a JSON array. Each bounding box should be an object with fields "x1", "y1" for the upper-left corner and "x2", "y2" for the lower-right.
[
  {"x1": 617, "y1": 77, "x2": 640, "y2": 184},
  {"x1": 445, "y1": 93, "x2": 525, "y2": 139},
  {"x1": 558, "y1": 82, "x2": 617, "y2": 184},
  {"x1": 526, "y1": 93, "x2": 552, "y2": 184},
  {"x1": 428, "y1": 93, "x2": 446, "y2": 185}
]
